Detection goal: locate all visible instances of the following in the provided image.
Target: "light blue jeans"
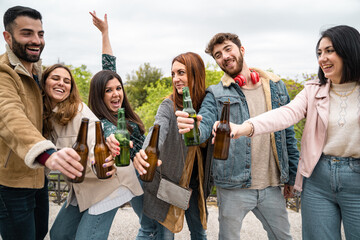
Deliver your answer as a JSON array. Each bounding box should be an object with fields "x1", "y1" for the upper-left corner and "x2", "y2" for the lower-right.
[
  {"x1": 301, "y1": 154, "x2": 360, "y2": 240},
  {"x1": 50, "y1": 201, "x2": 118, "y2": 240},
  {"x1": 217, "y1": 185, "x2": 291, "y2": 240}
]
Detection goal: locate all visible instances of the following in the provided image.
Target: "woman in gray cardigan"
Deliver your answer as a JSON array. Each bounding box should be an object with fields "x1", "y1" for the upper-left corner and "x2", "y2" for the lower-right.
[{"x1": 134, "y1": 52, "x2": 213, "y2": 239}]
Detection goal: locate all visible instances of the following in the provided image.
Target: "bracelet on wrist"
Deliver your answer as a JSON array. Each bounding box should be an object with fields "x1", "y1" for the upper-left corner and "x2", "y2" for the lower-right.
[{"x1": 246, "y1": 121, "x2": 254, "y2": 137}]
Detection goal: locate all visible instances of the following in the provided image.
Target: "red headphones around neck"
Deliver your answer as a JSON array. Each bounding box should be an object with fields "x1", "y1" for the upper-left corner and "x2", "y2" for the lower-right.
[{"x1": 233, "y1": 69, "x2": 260, "y2": 87}]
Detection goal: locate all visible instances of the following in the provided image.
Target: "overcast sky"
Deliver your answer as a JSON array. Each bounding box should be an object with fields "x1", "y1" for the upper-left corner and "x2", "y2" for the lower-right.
[{"x1": 1, "y1": 0, "x2": 359, "y2": 81}]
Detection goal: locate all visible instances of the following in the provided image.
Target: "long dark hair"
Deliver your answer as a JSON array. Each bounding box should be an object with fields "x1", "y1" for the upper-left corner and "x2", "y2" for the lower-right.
[
  {"x1": 316, "y1": 25, "x2": 360, "y2": 85},
  {"x1": 41, "y1": 64, "x2": 81, "y2": 138},
  {"x1": 88, "y1": 70, "x2": 145, "y2": 134},
  {"x1": 170, "y1": 52, "x2": 206, "y2": 112}
]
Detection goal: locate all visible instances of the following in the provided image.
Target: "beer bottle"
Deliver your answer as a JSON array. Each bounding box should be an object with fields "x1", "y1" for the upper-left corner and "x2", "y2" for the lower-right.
[
  {"x1": 68, "y1": 118, "x2": 89, "y2": 183},
  {"x1": 94, "y1": 121, "x2": 112, "y2": 179},
  {"x1": 114, "y1": 108, "x2": 130, "y2": 167},
  {"x1": 140, "y1": 124, "x2": 160, "y2": 182},
  {"x1": 213, "y1": 101, "x2": 231, "y2": 160},
  {"x1": 182, "y1": 86, "x2": 200, "y2": 146}
]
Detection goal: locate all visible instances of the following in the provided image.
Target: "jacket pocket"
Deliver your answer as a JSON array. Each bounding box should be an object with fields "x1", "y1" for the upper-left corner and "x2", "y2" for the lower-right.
[
  {"x1": 349, "y1": 160, "x2": 360, "y2": 173},
  {"x1": 217, "y1": 96, "x2": 241, "y2": 123},
  {"x1": 4, "y1": 150, "x2": 11, "y2": 168}
]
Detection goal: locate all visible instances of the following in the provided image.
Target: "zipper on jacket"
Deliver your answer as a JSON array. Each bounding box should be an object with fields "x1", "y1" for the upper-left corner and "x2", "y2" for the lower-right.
[{"x1": 4, "y1": 150, "x2": 12, "y2": 168}]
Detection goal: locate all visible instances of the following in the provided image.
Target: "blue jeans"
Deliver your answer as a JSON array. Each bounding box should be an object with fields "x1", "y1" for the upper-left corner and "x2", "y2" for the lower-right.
[
  {"x1": 217, "y1": 186, "x2": 291, "y2": 240},
  {"x1": 0, "y1": 177, "x2": 49, "y2": 240},
  {"x1": 50, "y1": 201, "x2": 118, "y2": 240},
  {"x1": 131, "y1": 193, "x2": 173, "y2": 240},
  {"x1": 301, "y1": 154, "x2": 360, "y2": 240},
  {"x1": 184, "y1": 188, "x2": 207, "y2": 240}
]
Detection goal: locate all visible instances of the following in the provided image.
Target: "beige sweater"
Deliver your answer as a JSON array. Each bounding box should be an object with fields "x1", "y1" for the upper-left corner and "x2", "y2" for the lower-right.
[
  {"x1": 323, "y1": 82, "x2": 360, "y2": 158},
  {"x1": 52, "y1": 102, "x2": 143, "y2": 212}
]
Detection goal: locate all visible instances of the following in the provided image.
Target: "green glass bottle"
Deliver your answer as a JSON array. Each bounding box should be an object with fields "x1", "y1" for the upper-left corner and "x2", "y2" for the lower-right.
[
  {"x1": 182, "y1": 86, "x2": 200, "y2": 146},
  {"x1": 114, "y1": 108, "x2": 130, "y2": 167}
]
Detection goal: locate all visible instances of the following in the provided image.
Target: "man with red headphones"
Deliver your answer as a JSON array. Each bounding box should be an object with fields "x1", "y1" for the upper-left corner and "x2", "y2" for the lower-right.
[{"x1": 176, "y1": 33, "x2": 299, "y2": 239}]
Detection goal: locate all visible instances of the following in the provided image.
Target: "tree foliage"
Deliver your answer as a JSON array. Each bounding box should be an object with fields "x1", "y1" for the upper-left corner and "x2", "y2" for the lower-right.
[
  {"x1": 136, "y1": 77, "x2": 173, "y2": 132},
  {"x1": 71, "y1": 64, "x2": 92, "y2": 104},
  {"x1": 125, "y1": 63, "x2": 163, "y2": 109},
  {"x1": 281, "y1": 73, "x2": 317, "y2": 150}
]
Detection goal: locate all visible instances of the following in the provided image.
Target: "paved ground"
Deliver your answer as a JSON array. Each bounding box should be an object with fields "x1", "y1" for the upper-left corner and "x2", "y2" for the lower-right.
[{"x1": 45, "y1": 202, "x2": 304, "y2": 240}]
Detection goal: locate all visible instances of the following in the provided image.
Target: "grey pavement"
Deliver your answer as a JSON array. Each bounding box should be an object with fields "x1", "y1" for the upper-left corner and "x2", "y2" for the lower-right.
[{"x1": 45, "y1": 202, "x2": 304, "y2": 240}]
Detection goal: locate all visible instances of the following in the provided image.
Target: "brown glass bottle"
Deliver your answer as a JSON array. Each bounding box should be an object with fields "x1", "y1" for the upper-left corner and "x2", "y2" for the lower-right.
[
  {"x1": 94, "y1": 121, "x2": 112, "y2": 179},
  {"x1": 140, "y1": 124, "x2": 160, "y2": 182},
  {"x1": 68, "y1": 118, "x2": 89, "y2": 183},
  {"x1": 213, "y1": 101, "x2": 231, "y2": 160}
]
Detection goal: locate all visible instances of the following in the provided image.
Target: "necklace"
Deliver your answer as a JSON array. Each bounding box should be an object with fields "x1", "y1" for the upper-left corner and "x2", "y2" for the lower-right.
[{"x1": 331, "y1": 84, "x2": 358, "y2": 97}]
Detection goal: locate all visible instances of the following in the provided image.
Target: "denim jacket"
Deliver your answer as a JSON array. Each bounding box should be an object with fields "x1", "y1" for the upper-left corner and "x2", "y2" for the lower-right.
[{"x1": 199, "y1": 68, "x2": 299, "y2": 189}]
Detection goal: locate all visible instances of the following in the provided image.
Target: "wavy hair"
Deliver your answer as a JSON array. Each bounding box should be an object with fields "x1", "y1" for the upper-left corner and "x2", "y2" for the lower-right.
[
  {"x1": 88, "y1": 70, "x2": 145, "y2": 134},
  {"x1": 205, "y1": 33, "x2": 242, "y2": 57},
  {"x1": 41, "y1": 64, "x2": 81, "y2": 138},
  {"x1": 170, "y1": 52, "x2": 206, "y2": 112},
  {"x1": 316, "y1": 25, "x2": 360, "y2": 85}
]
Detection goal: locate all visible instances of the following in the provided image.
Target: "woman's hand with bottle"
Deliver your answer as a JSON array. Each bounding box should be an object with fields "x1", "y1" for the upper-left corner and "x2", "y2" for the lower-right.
[
  {"x1": 91, "y1": 155, "x2": 117, "y2": 177},
  {"x1": 133, "y1": 150, "x2": 162, "y2": 175},
  {"x1": 212, "y1": 121, "x2": 253, "y2": 144},
  {"x1": 106, "y1": 133, "x2": 134, "y2": 156},
  {"x1": 175, "y1": 110, "x2": 202, "y2": 134}
]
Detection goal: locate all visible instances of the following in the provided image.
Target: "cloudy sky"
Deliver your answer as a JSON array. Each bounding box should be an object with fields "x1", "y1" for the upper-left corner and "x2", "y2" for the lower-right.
[{"x1": 1, "y1": 0, "x2": 359, "y2": 81}]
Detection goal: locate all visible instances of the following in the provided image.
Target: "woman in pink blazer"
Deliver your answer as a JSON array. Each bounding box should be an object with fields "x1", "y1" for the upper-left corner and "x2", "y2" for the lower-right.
[{"x1": 215, "y1": 25, "x2": 360, "y2": 240}]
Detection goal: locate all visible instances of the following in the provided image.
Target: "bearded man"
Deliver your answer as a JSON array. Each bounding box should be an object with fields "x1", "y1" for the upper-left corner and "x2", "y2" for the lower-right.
[{"x1": 176, "y1": 33, "x2": 299, "y2": 240}]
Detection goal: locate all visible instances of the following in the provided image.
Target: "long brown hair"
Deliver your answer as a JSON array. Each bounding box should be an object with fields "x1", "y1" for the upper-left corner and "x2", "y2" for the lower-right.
[
  {"x1": 41, "y1": 64, "x2": 81, "y2": 138},
  {"x1": 170, "y1": 52, "x2": 206, "y2": 112},
  {"x1": 88, "y1": 70, "x2": 145, "y2": 134}
]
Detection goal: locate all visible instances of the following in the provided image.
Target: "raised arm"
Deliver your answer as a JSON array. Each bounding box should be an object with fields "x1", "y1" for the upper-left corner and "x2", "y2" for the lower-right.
[
  {"x1": 90, "y1": 11, "x2": 112, "y2": 55},
  {"x1": 90, "y1": 11, "x2": 116, "y2": 72}
]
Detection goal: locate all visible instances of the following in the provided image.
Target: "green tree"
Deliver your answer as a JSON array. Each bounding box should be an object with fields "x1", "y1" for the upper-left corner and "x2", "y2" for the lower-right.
[
  {"x1": 125, "y1": 63, "x2": 163, "y2": 109},
  {"x1": 282, "y1": 73, "x2": 316, "y2": 150},
  {"x1": 205, "y1": 63, "x2": 224, "y2": 87},
  {"x1": 136, "y1": 78, "x2": 172, "y2": 132},
  {"x1": 71, "y1": 65, "x2": 92, "y2": 104}
]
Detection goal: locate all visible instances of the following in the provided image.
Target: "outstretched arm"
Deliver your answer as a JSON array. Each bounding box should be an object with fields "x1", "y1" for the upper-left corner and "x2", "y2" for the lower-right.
[{"x1": 90, "y1": 11, "x2": 113, "y2": 55}]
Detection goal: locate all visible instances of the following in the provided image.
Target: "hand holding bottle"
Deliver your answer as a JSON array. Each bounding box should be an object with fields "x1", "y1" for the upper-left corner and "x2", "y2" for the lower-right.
[
  {"x1": 133, "y1": 149, "x2": 162, "y2": 175},
  {"x1": 91, "y1": 155, "x2": 116, "y2": 178},
  {"x1": 212, "y1": 121, "x2": 253, "y2": 144},
  {"x1": 175, "y1": 110, "x2": 202, "y2": 134},
  {"x1": 106, "y1": 134, "x2": 133, "y2": 157},
  {"x1": 45, "y1": 148, "x2": 84, "y2": 179}
]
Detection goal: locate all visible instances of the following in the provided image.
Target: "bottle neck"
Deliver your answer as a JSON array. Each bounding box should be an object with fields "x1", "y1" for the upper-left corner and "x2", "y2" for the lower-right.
[
  {"x1": 182, "y1": 87, "x2": 194, "y2": 111},
  {"x1": 148, "y1": 124, "x2": 160, "y2": 148},
  {"x1": 95, "y1": 121, "x2": 105, "y2": 144},
  {"x1": 77, "y1": 119, "x2": 89, "y2": 144},
  {"x1": 183, "y1": 98, "x2": 194, "y2": 110},
  {"x1": 220, "y1": 102, "x2": 230, "y2": 122},
  {"x1": 117, "y1": 109, "x2": 126, "y2": 130}
]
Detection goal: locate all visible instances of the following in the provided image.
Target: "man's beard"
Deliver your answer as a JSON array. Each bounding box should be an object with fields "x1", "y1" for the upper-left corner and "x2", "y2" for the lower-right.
[
  {"x1": 11, "y1": 36, "x2": 44, "y2": 63},
  {"x1": 220, "y1": 53, "x2": 244, "y2": 78}
]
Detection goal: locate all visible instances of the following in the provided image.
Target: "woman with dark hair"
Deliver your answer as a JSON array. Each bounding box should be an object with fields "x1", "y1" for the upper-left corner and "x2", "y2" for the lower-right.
[
  {"x1": 48, "y1": 13, "x2": 143, "y2": 239},
  {"x1": 133, "y1": 52, "x2": 212, "y2": 239},
  {"x1": 219, "y1": 25, "x2": 360, "y2": 239}
]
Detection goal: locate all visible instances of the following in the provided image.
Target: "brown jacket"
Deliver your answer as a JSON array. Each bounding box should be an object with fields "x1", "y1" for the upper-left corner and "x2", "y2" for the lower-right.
[{"x1": 0, "y1": 45, "x2": 56, "y2": 189}]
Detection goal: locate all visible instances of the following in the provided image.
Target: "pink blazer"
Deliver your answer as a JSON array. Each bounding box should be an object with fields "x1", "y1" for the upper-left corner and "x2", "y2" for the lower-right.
[{"x1": 250, "y1": 79, "x2": 331, "y2": 191}]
